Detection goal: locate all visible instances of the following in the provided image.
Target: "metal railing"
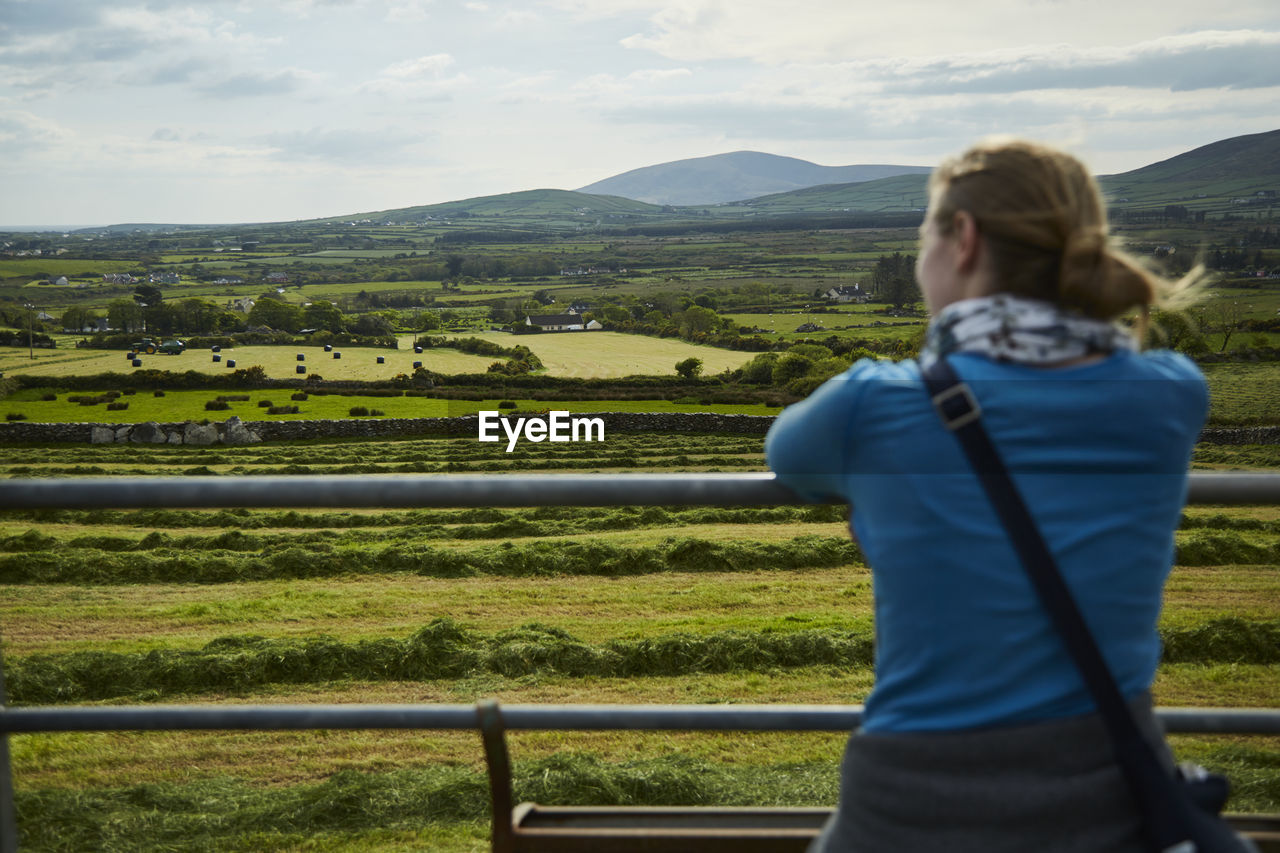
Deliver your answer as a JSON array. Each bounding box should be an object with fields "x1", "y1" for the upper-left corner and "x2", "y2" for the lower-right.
[{"x1": 2, "y1": 470, "x2": 1279, "y2": 852}]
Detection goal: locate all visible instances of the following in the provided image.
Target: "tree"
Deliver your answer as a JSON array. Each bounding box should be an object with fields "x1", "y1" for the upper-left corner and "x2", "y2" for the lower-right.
[
  {"x1": 1204, "y1": 300, "x2": 1248, "y2": 352},
  {"x1": 872, "y1": 253, "x2": 919, "y2": 309},
  {"x1": 445, "y1": 254, "x2": 465, "y2": 279},
  {"x1": 247, "y1": 296, "x2": 304, "y2": 332},
  {"x1": 107, "y1": 298, "x2": 145, "y2": 333},
  {"x1": 304, "y1": 300, "x2": 346, "y2": 333},
  {"x1": 60, "y1": 306, "x2": 94, "y2": 333},
  {"x1": 678, "y1": 305, "x2": 718, "y2": 336},
  {"x1": 772, "y1": 353, "x2": 814, "y2": 385},
  {"x1": 133, "y1": 283, "x2": 163, "y2": 308},
  {"x1": 674, "y1": 357, "x2": 703, "y2": 379},
  {"x1": 351, "y1": 313, "x2": 394, "y2": 336}
]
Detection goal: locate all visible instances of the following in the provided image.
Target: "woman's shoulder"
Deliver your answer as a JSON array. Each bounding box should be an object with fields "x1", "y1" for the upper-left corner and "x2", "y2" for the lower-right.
[
  {"x1": 841, "y1": 356, "x2": 921, "y2": 383},
  {"x1": 1124, "y1": 348, "x2": 1206, "y2": 381}
]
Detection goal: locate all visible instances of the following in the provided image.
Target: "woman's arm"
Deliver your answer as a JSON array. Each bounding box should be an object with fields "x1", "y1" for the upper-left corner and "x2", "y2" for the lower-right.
[{"x1": 765, "y1": 365, "x2": 867, "y2": 503}]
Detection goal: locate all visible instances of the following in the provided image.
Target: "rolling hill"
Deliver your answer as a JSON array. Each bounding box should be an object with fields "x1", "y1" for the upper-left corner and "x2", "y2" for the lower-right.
[
  {"x1": 61, "y1": 129, "x2": 1280, "y2": 234},
  {"x1": 1097, "y1": 128, "x2": 1280, "y2": 215},
  {"x1": 575, "y1": 151, "x2": 931, "y2": 206}
]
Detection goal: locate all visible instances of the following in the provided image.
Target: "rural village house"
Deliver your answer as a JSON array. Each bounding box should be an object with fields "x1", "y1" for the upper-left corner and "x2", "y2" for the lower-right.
[
  {"x1": 825, "y1": 284, "x2": 870, "y2": 303},
  {"x1": 525, "y1": 313, "x2": 603, "y2": 332}
]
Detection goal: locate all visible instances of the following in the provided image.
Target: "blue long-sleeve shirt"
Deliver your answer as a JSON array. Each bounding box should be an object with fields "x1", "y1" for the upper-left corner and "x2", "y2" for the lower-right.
[{"x1": 765, "y1": 350, "x2": 1207, "y2": 733}]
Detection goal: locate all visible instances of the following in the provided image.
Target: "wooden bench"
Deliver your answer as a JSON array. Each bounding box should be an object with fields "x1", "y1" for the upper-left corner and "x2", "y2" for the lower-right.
[{"x1": 477, "y1": 700, "x2": 1280, "y2": 853}]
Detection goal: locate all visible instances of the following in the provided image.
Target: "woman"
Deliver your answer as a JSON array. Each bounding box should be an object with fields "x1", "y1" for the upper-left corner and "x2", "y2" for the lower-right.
[{"x1": 766, "y1": 139, "x2": 1238, "y2": 852}]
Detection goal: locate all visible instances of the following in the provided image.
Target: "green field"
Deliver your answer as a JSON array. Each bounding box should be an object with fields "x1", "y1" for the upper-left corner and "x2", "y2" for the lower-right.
[
  {"x1": 445, "y1": 331, "x2": 754, "y2": 377},
  {"x1": 1, "y1": 436, "x2": 1278, "y2": 851},
  {"x1": 2, "y1": 198, "x2": 1278, "y2": 851},
  {"x1": 0, "y1": 332, "x2": 755, "y2": 383}
]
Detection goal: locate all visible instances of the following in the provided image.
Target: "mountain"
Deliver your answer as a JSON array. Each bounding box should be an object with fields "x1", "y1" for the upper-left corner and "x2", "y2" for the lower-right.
[
  {"x1": 1097, "y1": 128, "x2": 1280, "y2": 213},
  {"x1": 311, "y1": 188, "x2": 664, "y2": 227},
  {"x1": 721, "y1": 129, "x2": 1280, "y2": 218},
  {"x1": 575, "y1": 151, "x2": 932, "y2": 206}
]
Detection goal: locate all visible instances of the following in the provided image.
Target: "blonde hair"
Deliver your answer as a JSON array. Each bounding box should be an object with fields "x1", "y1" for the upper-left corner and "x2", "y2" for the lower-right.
[{"x1": 927, "y1": 138, "x2": 1198, "y2": 325}]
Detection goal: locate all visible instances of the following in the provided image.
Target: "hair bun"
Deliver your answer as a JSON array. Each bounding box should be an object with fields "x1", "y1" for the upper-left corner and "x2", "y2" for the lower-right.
[{"x1": 1059, "y1": 228, "x2": 1151, "y2": 317}]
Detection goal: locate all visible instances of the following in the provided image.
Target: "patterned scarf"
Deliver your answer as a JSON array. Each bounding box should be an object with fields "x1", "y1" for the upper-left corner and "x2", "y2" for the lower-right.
[{"x1": 918, "y1": 294, "x2": 1137, "y2": 369}]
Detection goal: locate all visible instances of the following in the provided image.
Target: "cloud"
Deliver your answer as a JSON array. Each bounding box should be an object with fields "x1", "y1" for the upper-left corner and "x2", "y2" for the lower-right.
[
  {"x1": 876, "y1": 30, "x2": 1280, "y2": 95},
  {"x1": 196, "y1": 69, "x2": 312, "y2": 99},
  {"x1": 359, "y1": 54, "x2": 468, "y2": 98},
  {"x1": 0, "y1": 110, "x2": 68, "y2": 156},
  {"x1": 604, "y1": 0, "x2": 1280, "y2": 65},
  {"x1": 258, "y1": 127, "x2": 429, "y2": 164},
  {"x1": 386, "y1": 0, "x2": 434, "y2": 22},
  {"x1": 627, "y1": 68, "x2": 692, "y2": 83}
]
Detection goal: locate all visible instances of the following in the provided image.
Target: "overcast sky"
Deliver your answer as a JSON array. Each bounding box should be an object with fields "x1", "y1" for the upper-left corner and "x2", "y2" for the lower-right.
[{"x1": 3, "y1": 0, "x2": 1278, "y2": 227}]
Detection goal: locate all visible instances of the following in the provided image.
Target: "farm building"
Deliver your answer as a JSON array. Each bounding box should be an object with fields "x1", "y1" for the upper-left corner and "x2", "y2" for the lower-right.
[
  {"x1": 525, "y1": 313, "x2": 603, "y2": 332},
  {"x1": 825, "y1": 284, "x2": 870, "y2": 303}
]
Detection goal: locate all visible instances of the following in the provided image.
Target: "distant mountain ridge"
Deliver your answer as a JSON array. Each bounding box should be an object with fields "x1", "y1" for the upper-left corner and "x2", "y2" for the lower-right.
[
  {"x1": 575, "y1": 150, "x2": 932, "y2": 206},
  {"x1": 58, "y1": 129, "x2": 1279, "y2": 233}
]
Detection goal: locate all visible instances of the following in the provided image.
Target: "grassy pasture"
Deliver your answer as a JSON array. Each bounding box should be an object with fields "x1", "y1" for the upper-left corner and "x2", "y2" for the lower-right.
[
  {"x1": 0, "y1": 332, "x2": 754, "y2": 382},
  {"x1": 1, "y1": 434, "x2": 1278, "y2": 851},
  {"x1": 436, "y1": 331, "x2": 756, "y2": 377}
]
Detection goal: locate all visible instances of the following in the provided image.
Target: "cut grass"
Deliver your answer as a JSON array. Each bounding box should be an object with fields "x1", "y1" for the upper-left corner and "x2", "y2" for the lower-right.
[{"x1": 9, "y1": 617, "x2": 1276, "y2": 704}]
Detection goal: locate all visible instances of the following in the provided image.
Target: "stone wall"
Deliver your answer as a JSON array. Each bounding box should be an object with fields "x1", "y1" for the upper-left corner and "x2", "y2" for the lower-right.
[{"x1": 0, "y1": 414, "x2": 1275, "y2": 445}]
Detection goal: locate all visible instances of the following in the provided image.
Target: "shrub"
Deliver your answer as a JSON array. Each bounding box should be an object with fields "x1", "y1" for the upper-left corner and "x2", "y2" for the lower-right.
[
  {"x1": 257, "y1": 400, "x2": 273, "y2": 408},
  {"x1": 106, "y1": 402, "x2": 129, "y2": 411},
  {"x1": 267, "y1": 405, "x2": 299, "y2": 415},
  {"x1": 216, "y1": 394, "x2": 251, "y2": 402},
  {"x1": 498, "y1": 400, "x2": 517, "y2": 409},
  {"x1": 5, "y1": 413, "x2": 26, "y2": 421},
  {"x1": 123, "y1": 389, "x2": 136, "y2": 396},
  {"x1": 370, "y1": 409, "x2": 385, "y2": 417},
  {"x1": 349, "y1": 406, "x2": 370, "y2": 417},
  {"x1": 153, "y1": 390, "x2": 165, "y2": 397},
  {"x1": 205, "y1": 400, "x2": 230, "y2": 411},
  {"x1": 40, "y1": 393, "x2": 56, "y2": 402},
  {"x1": 291, "y1": 392, "x2": 308, "y2": 401}
]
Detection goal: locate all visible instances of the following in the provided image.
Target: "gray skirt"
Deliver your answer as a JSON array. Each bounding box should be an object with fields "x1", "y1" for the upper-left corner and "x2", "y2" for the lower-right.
[{"x1": 809, "y1": 693, "x2": 1255, "y2": 853}]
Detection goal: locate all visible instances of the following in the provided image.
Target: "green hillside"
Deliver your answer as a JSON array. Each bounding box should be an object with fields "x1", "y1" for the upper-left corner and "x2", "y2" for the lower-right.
[
  {"x1": 741, "y1": 173, "x2": 931, "y2": 215},
  {"x1": 1098, "y1": 129, "x2": 1280, "y2": 216},
  {"x1": 319, "y1": 189, "x2": 665, "y2": 229}
]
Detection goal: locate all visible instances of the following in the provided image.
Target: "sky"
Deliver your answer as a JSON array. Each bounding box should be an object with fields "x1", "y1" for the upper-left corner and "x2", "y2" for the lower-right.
[{"x1": 2, "y1": 0, "x2": 1279, "y2": 227}]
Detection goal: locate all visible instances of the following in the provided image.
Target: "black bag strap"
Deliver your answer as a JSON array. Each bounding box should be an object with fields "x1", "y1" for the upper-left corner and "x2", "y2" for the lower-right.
[{"x1": 921, "y1": 356, "x2": 1199, "y2": 853}]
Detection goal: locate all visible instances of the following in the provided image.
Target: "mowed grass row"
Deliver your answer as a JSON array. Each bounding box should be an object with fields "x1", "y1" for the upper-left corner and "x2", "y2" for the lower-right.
[
  {"x1": 0, "y1": 434, "x2": 1277, "y2": 479},
  {"x1": 9, "y1": 616, "x2": 1280, "y2": 704},
  {"x1": 1, "y1": 522, "x2": 1277, "y2": 585}
]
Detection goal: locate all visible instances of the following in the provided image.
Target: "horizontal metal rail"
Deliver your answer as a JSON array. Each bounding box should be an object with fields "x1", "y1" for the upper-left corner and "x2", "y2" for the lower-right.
[
  {"x1": 4, "y1": 703, "x2": 1280, "y2": 736},
  {"x1": 2, "y1": 470, "x2": 1280, "y2": 509}
]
